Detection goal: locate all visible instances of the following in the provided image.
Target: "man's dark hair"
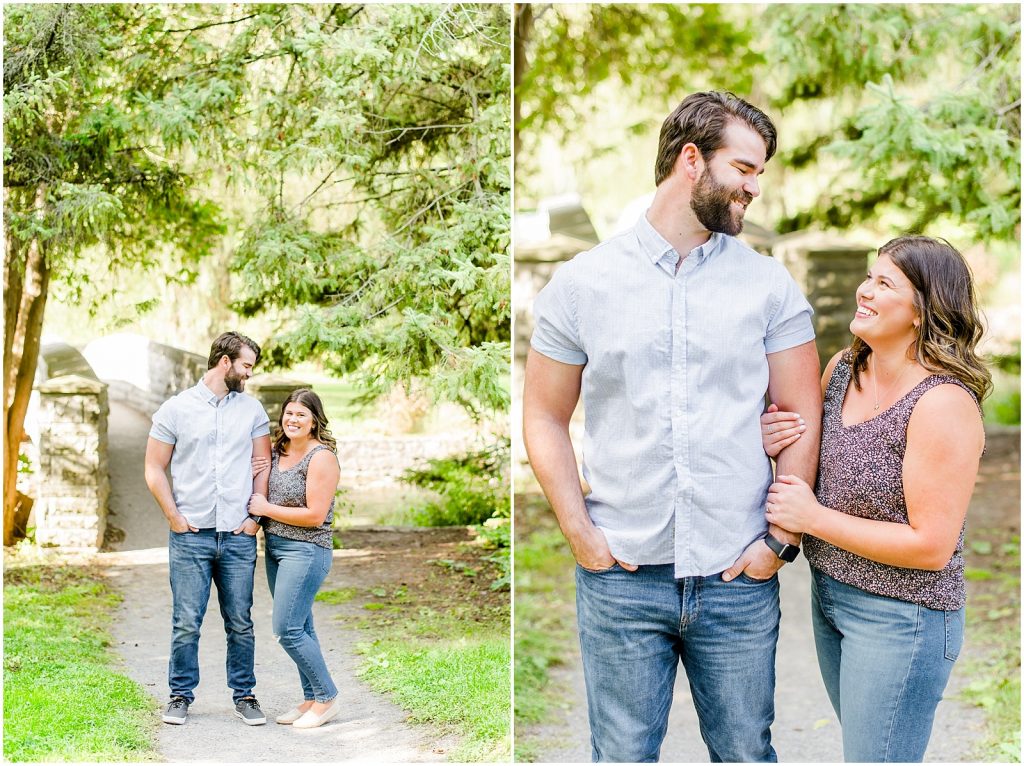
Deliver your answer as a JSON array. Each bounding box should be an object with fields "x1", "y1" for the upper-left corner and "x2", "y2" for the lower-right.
[
  {"x1": 207, "y1": 331, "x2": 261, "y2": 370},
  {"x1": 654, "y1": 91, "x2": 777, "y2": 186}
]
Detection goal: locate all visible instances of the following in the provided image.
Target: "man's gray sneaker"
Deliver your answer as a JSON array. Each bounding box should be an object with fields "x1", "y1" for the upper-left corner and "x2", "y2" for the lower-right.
[
  {"x1": 234, "y1": 697, "x2": 267, "y2": 725},
  {"x1": 162, "y1": 697, "x2": 189, "y2": 724}
]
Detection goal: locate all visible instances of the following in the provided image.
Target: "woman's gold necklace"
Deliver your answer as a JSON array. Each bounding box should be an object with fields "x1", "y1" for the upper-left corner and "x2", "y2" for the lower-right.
[{"x1": 871, "y1": 360, "x2": 913, "y2": 411}]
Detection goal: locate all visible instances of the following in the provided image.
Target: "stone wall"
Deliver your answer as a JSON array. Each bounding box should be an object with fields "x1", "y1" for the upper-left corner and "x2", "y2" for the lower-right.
[
  {"x1": 83, "y1": 333, "x2": 206, "y2": 416},
  {"x1": 773, "y1": 232, "x2": 872, "y2": 369},
  {"x1": 35, "y1": 375, "x2": 110, "y2": 549},
  {"x1": 335, "y1": 434, "x2": 478, "y2": 488}
]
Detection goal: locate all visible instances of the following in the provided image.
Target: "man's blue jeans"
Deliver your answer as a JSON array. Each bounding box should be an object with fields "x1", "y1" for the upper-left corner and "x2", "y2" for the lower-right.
[
  {"x1": 264, "y1": 534, "x2": 338, "y2": 703},
  {"x1": 575, "y1": 563, "x2": 780, "y2": 763},
  {"x1": 168, "y1": 529, "x2": 257, "y2": 704},
  {"x1": 811, "y1": 569, "x2": 964, "y2": 762}
]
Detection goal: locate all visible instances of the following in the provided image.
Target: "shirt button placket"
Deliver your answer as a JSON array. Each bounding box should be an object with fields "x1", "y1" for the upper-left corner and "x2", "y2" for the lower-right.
[
  {"x1": 215, "y1": 400, "x2": 222, "y2": 529},
  {"x1": 671, "y1": 269, "x2": 691, "y2": 573}
]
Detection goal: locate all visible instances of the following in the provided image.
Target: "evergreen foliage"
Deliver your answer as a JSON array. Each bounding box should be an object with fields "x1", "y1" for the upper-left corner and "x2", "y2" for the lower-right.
[{"x1": 515, "y1": 3, "x2": 1020, "y2": 242}]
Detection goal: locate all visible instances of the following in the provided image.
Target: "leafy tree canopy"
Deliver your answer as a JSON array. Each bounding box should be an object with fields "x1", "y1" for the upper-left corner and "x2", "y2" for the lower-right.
[
  {"x1": 5, "y1": 3, "x2": 510, "y2": 417},
  {"x1": 515, "y1": 3, "x2": 1019, "y2": 243}
]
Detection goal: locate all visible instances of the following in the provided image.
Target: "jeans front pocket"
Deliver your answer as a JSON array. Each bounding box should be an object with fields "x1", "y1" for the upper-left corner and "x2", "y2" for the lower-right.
[{"x1": 943, "y1": 608, "x2": 965, "y2": 661}]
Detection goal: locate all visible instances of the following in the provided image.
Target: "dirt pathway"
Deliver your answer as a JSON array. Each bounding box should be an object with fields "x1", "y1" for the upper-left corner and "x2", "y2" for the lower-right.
[
  {"x1": 519, "y1": 429, "x2": 1020, "y2": 763},
  {"x1": 100, "y1": 400, "x2": 454, "y2": 762}
]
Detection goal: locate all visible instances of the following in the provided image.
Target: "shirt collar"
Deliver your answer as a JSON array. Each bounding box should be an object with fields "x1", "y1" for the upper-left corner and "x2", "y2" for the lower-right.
[
  {"x1": 194, "y1": 378, "x2": 235, "y2": 404},
  {"x1": 635, "y1": 211, "x2": 724, "y2": 269}
]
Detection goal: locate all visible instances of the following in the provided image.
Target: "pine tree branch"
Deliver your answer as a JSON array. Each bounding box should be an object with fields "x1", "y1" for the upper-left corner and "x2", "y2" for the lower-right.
[{"x1": 163, "y1": 13, "x2": 259, "y2": 34}]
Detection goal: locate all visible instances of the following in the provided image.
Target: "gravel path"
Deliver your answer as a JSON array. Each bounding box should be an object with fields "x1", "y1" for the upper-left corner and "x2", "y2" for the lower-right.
[{"x1": 101, "y1": 401, "x2": 453, "y2": 763}]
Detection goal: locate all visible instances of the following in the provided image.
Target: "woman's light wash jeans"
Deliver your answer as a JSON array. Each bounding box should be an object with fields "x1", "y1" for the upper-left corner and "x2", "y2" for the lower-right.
[
  {"x1": 265, "y1": 534, "x2": 338, "y2": 702},
  {"x1": 811, "y1": 568, "x2": 964, "y2": 762}
]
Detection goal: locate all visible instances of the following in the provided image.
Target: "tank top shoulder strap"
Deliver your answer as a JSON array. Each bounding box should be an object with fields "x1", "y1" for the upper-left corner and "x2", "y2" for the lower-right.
[
  {"x1": 822, "y1": 353, "x2": 853, "y2": 424},
  {"x1": 299, "y1": 444, "x2": 331, "y2": 467},
  {"x1": 886, "y1": 373, "x2": 977, "y2": 440},
  {"x1": 900, "y1": 374, "x2": 978, "y2": 413}
]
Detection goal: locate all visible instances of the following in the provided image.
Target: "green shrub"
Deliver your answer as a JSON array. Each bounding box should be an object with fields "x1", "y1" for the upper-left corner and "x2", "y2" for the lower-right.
[{"x1": 402, "y1": 437, "x2": 510, "y2": 527}]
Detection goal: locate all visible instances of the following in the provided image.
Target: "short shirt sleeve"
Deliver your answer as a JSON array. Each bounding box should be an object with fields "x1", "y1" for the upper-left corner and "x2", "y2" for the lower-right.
[
  {"x1": 530, "y1": 259, "x2": 588, "y2": 365},
  {"x1": 251, "y1": 401, "x2": 271, "y2": 439},
  {"x1": 149, "y1": 400, "x2": 177, "y2": 445},
  {"x1": 765, "y1": 263, "x2": 816, "y2": 354}
]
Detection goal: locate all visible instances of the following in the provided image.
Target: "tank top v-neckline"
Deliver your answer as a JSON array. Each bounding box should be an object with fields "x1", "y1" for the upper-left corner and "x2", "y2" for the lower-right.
[
  {"x1": 839, "y1": 375, "x2": 934, "y2": 430},
  {"x1": 275, "y1": 443, "x2": 327, "y2": 473}
]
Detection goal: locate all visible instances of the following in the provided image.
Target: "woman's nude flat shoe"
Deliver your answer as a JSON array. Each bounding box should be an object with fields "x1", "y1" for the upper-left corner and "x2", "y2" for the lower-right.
[
  {"x1": 276, "y1": 706, "x2": 307, "y2": 725},
  {"x1": 291, "y1": 699, "x2": 342, "y2": 729}
]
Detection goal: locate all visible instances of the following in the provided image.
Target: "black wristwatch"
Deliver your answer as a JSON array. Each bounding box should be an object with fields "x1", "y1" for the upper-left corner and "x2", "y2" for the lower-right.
[{"x1": 764, "y1": 532, "x2": 800, "y2": 562}]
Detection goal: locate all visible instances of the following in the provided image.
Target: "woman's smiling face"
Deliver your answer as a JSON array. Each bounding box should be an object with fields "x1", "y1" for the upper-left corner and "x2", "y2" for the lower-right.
[
  {"x1": 850, "y1": 254, "x2": 919, "y2": 344},
  {"x1": 281, "y1": 402, "x2": 314, "y2": 440}
]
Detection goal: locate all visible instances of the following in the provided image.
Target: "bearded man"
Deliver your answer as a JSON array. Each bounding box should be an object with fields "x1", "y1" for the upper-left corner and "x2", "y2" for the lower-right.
[
  {"x1": 145, "y1": 331, "x2": 272, "y2": 726},
  {"x1": 523, "y1": 92, "x2": 823, "y2": 762}
]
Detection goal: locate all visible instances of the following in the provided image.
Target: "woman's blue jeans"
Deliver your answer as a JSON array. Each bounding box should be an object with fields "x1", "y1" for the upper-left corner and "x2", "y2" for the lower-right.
[
  {"x1": 810, "y1": 568, "x2": 964, "y2": 762},
  {"x1": 264, "y1": 534, "x2": 338, "y2": 703},
  {"x1": 575, "y1": 563, "x2": 780, "y2": 763}
]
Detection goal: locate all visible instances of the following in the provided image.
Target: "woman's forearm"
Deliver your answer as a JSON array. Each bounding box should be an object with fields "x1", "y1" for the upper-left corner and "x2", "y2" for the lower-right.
[
  {"x1": 262, "y1": 501, "x2": 327, "y2": 527},
  {"x1": 807, "y1": 505, "x2": 956, "y2": 571}
]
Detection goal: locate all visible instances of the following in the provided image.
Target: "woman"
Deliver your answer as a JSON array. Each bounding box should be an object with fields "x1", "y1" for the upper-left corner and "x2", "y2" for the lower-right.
[
  {"x1": 760, "y1": 235, "x2": 989, "y2": 762},
  {"x1": 249, "y1": 388, "x2": 342, "y2": 729}
]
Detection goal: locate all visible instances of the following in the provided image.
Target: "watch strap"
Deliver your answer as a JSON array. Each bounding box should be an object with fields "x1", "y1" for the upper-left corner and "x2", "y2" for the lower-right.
[{"x1": 764, "y1": 532, "x2": 800, "y2": 562}]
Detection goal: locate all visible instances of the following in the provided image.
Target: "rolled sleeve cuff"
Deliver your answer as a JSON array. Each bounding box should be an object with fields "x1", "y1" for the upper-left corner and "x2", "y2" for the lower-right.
[
  {"x1": 530, "y1": 338, "x2": 588, "y2": 366},
  {"x1": 252, "y1": 422, "x2": 271, "y2": 438},
  {"x1": 770, "y1": 325, "x2": 815, "y2": 356},
  {"x1": 148, "y1": 427, "x2": 176, "y2": 445}
]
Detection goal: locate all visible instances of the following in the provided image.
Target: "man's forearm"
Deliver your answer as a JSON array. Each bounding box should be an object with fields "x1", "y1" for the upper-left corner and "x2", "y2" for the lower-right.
[
  {"x1": 524, "y1": 416, "x2": 594, "y2": 547},
  {"x1": 145, "y1": 467, "x2": 180, "y2": 523},
  {"x1": 253, "y1": 471, "x2": 269, "y2": 499},
  {"x1": 771, "y1": 422, "x2": 821, "y2": 545}
]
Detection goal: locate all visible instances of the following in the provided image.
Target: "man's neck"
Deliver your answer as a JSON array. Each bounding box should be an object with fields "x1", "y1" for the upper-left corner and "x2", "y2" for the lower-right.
[
  {"x1": 202, "y1": 370, "x2": 229, "y2": 400},
  {"x1": 647, "y1": 185, "x2": 712, "y2": 263}
]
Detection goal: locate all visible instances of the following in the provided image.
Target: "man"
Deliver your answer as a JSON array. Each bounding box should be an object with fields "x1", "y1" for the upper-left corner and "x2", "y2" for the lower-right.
[
  {"x1": 144, "y1": 331, "x2": 273, "y2": 726},
  {"x1": 523, "y1": 92, "x2": 823, "y2": 762}
]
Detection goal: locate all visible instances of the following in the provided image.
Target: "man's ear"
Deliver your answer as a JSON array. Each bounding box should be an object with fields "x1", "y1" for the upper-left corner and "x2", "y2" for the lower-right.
[{"x1": 674, "y1": 142, "x2": 703, "y2": 182}]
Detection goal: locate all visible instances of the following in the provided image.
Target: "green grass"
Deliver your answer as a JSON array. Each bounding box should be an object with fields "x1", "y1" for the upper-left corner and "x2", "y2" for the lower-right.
[
  {"x1": 359, "y1": 631, "x2": 510, "y2": 761},
  {"x1": 315, "y1": 587, "x2": 358, "y2": 604},
  {"x1": 351, "y1": 579, "x2": 510, "y2": 761},
  {"x1": 513, "y1": 496, "x2": 579, "y2": 761},
  {"x1": 960, "y1": 530, "x2": 1021, "y2": 761},
  {"x1": 3, "y1": 564, "x2": 157, "y2": 762},
  {"x1": 310, "y1": 379, "x2": 367, "y2": 424}
]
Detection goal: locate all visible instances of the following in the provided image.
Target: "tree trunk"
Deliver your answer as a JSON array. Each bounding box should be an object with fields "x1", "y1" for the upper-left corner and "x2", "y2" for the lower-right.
[
  {"x1": 3, "y1": 184, "x2": 49, "y2": 546},
  {"x1": 513, "y1": 3, "x2": 534, "y2": 170}
]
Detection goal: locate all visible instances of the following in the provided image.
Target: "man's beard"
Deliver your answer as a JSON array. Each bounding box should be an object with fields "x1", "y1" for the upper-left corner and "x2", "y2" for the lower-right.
[
  {"x1": 690, "y1": 169, "x2": 752, "y2": 236},
  {"x1": 225, "y1": 369, "x2": 246, "y2": 393}
]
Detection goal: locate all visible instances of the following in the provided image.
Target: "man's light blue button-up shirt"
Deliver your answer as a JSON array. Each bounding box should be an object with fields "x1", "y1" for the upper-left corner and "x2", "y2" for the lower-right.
[
  {"x1": 531, "y1": 212, "x2": 815, "y2": 577},
  {"x1": 150, "y1": 380, "x2": 271, "y2": 531}
]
